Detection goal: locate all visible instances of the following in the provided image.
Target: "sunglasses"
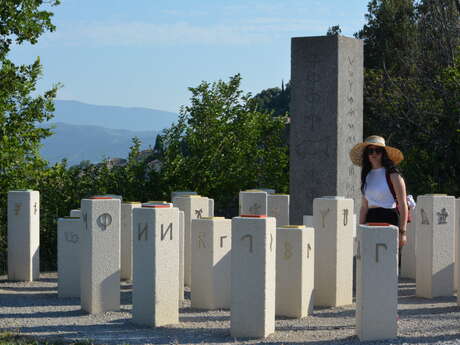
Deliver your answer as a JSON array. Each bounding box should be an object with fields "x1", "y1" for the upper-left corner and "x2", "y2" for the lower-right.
[{"x1": 366, "y1": 147, "x2": 384, "y2": 155}]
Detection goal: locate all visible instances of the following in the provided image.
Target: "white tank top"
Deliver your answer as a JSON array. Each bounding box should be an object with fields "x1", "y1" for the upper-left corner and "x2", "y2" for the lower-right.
[{"x1": 364, "y1": 168, "x2": 396, "y2": 209}]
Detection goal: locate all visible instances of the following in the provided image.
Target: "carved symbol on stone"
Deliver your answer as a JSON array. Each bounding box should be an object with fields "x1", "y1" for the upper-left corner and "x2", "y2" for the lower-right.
[
  {"x1": 14, "y1": 203, "x2": 21, "y2": 216},
  {"x1": 348, "y1": 166, "x2": 355, "y2": 176},
  {"x1": 97, "y1": 213, "x2": 112, "y2": 231},
  {"x1": 33, "y1": 202, "x2": 38, "y2": 215},
  {"x1": 161, "y1": 223, "x2": 173, "y2": 241},
  {"x1": 376, "y1": 243, "x2": 388, "y2": 263},
  {"x1": 220, "y1": 235, "x2": 227, "y2": 248},
  {"x1": 307, "y1": 243, "x2": 312, "y2": 259},
  {"x1": 421, "y1": 208, "x2": 430, "y2": 225},
  {"x1": 270, "y1": 233, "x2": 274, "y2": 251},
  {"x1": 343, "y1": 209, "x2": 349, "y2": 226},
  {"x1": 82, "y1": 213, "x2": 88, "y2": 231},
  {"x1": 320, "y1": 208, "x2": 330, "y2": 228},
  {"x1": 241, "y1": 234, "x2": 253, "y2": 253},
  {"x1": 437, "y1": 208, "x2": 449, "y2": 225},
  {"x1": 195, "y1": 208, "x2": 203, "y2": 219},
  {"x1": 198, "y1": 232, "x2": 207, "y2": 248},
  {"x1": 284, "y1": 241, "x2": 293, "y2": 260},
  {"x1": 65, "y1": 232, "x2": 79, "y2": 243},
  {"x1": 138, "y1": 223, "x2": 148, "y2": 241},
  {"x1": 249, "y1": 203, "x2": 261, "y2": 214},
  {"x1": 356, "y1": 240, "x2": 361, "y2": 260}
]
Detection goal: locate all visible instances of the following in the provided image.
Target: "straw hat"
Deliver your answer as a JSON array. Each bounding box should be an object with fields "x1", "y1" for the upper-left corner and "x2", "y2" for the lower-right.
[{"x1": 349, "y1": 135, "x2": 404, "y2": 166}]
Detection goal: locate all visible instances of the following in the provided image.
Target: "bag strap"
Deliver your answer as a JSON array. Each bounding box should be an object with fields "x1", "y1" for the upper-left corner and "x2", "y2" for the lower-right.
[{"x1": 385, "y1": 170, "x2": 398, "y2": 205}]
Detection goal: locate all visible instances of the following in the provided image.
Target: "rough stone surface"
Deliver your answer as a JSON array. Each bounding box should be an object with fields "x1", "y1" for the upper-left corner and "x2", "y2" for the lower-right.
[
  {"x1": 7, "y1": 190, "x2": 40, "y2": 282},
  {"x1": 401, "y1": 210, "x2": 416, "y2": 280},
  {"x1": 120, "y1": 202, "x2": 141, "y2": 281},
  {"x1": 290, "y1": 35, "x2": 363, "y2": 223},
  {"x1": 57, "y1": 218, "x2": 81, "y2": 298},
  {"x1": 268, "y1": 194, "x2": 290, "y2": 227},
  {"x1": 1, "y1": 273, "x2": 459, "y2": 345},
  {"x1": 239, "y1": 190, "x2": 268, "y2": 216}
]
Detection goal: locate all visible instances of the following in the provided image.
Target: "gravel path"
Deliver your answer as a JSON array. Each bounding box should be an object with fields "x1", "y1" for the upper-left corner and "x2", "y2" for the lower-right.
[{"x1": 0, "y1": 273, "x2": 459, "y2": 345}]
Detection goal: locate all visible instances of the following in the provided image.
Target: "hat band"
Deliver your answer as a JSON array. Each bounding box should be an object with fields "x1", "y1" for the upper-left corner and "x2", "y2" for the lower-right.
[{"x1": 366, "y1": 138, "x2": 385, "y2": 146}]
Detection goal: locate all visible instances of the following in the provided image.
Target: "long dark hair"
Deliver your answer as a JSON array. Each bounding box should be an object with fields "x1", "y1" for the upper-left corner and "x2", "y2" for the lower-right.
[{"x1": 360, "y1": 147, "x2": 399, "y2": 194}]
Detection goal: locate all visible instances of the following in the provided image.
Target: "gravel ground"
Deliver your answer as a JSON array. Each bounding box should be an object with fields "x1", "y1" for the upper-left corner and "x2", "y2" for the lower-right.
[{"x1": 0, "y1": 273, "x2": 460, "y2": 345}]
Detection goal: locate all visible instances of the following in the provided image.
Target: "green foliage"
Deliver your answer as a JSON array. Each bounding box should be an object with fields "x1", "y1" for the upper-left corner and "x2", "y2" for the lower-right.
[
  {"x1": 252, "y1": 81, "x2": 290, "y2": 117},
  {"x1": 326, "y1": 25, "x2": 342, "y2": 36},
  {"x1": 158, "y1": 74, "x2": 288, "y2": 216}
]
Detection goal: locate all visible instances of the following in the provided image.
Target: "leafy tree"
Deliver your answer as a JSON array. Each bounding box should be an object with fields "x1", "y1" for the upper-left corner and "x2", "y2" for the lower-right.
[
  {"x1": 0, "y1": 0, "x2": 60, "y2": 273},
  {"x1": 158, "y1": 75, "x2": 288, "y2": 216},
  {"x1": 326, "y1": 25, "x2": 342, "y2": 36},
  {"x1": 253, "y1": 81, "x2": 290, "y2": 117}
]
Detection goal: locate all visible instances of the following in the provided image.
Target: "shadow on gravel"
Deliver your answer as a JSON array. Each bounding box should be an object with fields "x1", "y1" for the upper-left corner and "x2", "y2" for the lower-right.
[
  {"x1": 398, "y1": 295, "x2": 456, "y2": 305},
  {"x1": 0, "y1": 292, "x2": 78, "y2": 306},
  {"x1": 311, "y1": 309, "x2": 355, "y2": 318},
  {"x1": 398, "y1": 333, "x2": 460, "y2": 344},
  {"x1": 0, "y1": 308, "x2": 85, "y2": 319},
  {"x1": 399, "y1": 305, "x2": 460, "y2": 316}
]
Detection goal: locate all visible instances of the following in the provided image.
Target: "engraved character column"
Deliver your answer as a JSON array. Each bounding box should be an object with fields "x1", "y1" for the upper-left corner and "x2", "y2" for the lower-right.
[
  {"x1": 80, "y1": 197, "x2": 121, "y2": 314},
  {"x1": 268, "y1": 194, "x2": 290, "y2": 227},
  {"x1": 313, "y1": 196, "x2": 353, "y2": 306},
  {"x1": 276, "y1": 225, "x2": 314, "y2": 318},
  {"x1": 239, "y1": 190, "x2": 268, "y2": 216},
  {"x1": 356, "y1": 224, "x2": 398, "y2": 341},
  {"x1": 231, "y1": 215, "x2": 276, "y2": 338},
  {"x1": 132, "y1": 203, "x2": 180, "y2": 326},
  {"x1": 7, "y1": 190, "x2": 40, "y2": 281},
  {"x1": 57, "y1": 217, "x2": 81, "y2": 298},
  {"x1": 416, "y1": 194, "x2": 455, "y2": 298},
  {"x1": 191, "y1": 217, "x2": 231, "y2": 309}
]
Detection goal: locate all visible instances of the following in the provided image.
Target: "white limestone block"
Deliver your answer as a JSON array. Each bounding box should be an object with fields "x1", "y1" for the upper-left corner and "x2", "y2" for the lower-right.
[
  {"x1": 352, "y1": 214, "x2": 357, "y2": 256},
  {"x1": 179, "y1": 210, "x2": 185, "y2": 302},
  {"x1": 121, "y1": 202, "x2": 141, "y2": 281},
  {"x1": 173, "y1": 195, "x2": 212, "y2": 286},
  {"x1": 313, "y1": 196, "x2": 353, "y2": 307},
  {"x1": 208, "y1": 198, "x2": 215, "y2": 217},
  {"x1": 239, "y1": 190, "x2": 268, "y2": 216},
  {"x1": 191, "y1": 217, "x2": 231, "y2": 309},
  {"x1": 356, "y1": 224, "x2": 398, "y2": 341},
  {"x1": 276, "y1": 225, "x2": 314, "y2": 318},
  {"x1": 416, "y1": 194, "x2": 455, "y2": 298},
  {"x1": 57, "y1": 217, "x2": 81, "y2": 298},
  {"x1": 400, "y1": 209, "x2": 416, "y2": 279},
  {"x1": 268, "y1": 194, "x2": 289, "y2": 227},
  {"x1": 231, "y1": 215, "x2": 276, "y2": 338},
  {"x1": 132, "y1": 205, "x2": 180, "y2": 326},
  {"x1": 303, "y1": 215, "x2": 313, "y2": 227},
  {"x1": 259, "y1": 188, "x2": 276, "y2": 194},
  {"x1": 70, "y1": 209, "x2": 81, "y2": 218},
  {"x1": 8, "y1": 190, "x2": 40, "y2": 281},
  {"x1": 80, "y1": 197, "x2": 121, "y2": 314}
]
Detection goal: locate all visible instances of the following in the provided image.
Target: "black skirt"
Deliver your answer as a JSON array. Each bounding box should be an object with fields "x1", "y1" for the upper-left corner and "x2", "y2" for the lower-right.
[{"x1": 365, "y1": 207, "x2": 399, "y2": 227}]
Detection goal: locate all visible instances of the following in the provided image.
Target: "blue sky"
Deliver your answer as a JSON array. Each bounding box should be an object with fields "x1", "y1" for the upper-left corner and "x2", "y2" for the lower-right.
[{"x1": 10, "y1": 0, "x2": 370, "y2": 113}]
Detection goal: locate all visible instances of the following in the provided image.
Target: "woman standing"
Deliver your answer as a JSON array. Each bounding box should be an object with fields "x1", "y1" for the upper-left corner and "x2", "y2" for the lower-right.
[{"x1": 350, "y1": 135, "x2": 408, "y2": 247}]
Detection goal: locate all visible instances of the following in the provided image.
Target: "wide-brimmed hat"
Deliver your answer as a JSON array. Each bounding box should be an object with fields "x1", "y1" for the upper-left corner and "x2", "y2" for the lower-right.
[{"x1": 349, "y1": 135, "x2": 404, "y2": 166}]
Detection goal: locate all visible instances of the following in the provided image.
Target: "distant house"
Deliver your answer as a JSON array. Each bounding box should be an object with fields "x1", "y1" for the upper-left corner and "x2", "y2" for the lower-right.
[{"x1": 106, "y1": 157, "x2": 128, "y2": 169}]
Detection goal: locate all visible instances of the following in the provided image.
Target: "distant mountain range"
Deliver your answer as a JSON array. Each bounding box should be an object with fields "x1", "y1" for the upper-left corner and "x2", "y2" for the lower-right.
[{"x1": 39, "y1": 100, "x2": 179, "y2": 165}]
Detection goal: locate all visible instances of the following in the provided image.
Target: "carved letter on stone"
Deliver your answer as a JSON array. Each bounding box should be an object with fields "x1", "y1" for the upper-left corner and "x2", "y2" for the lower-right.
[
  {"x1": 307, "y1": 243, "x2": 312, "y2": 259},
  {"x1": 241, "y1": 234, "x2": 253, "y2": 253},
  {"x1": 33, "y1": 202, "x2": 38, "y2": 215},
  {"x1": 284, "y1": 241, "x2": 293, "y2": 260},
  {"x1": 270, "y1": 233, "x2": 274, "y2": 251},
  {"x1": 198, "y1": 232, "x2": 207, "y2": 248},
  {"x1": 65, "y1": 232, "x2": 79, "y2": 244},
  {"x1": 421, "y1": 208, "x2": 430, "y2": 225},
  {"x1": 437, "y1": 208, "x2": 448, "y2": 225},
  {"x1": 14, "y1": 203, "x2": 21, "y2": 216},
  {"x1": 320, "y1": 208, "x2": 330, "y2": 228},
  {"x1": 82, "y1": 213, "x2": 88, "y2": 231},
  {"x1": 138, "y1": 223, "x2": 148, "y2": 241},
  {"x1": 195, "y1": 208, "x2": 203, "y2": 219},
  {"x1": 161, "y1": 223, "x2": 173, "y2": 241},
  {"x1": 220, "y1": 235, "x2": 227, "y2": 248},
  {"x1": 249, "y1": 203, "x2": 261, "y2": 214},
  {"x1": 375, "y1": 243, "x2": 387, "y2": 263},
  {"x1": 343, "y1": 209, "x2": 349, "y2": 226},
  {"x1": 97, "y1": 213, "x2": 112, "y2": 231}
]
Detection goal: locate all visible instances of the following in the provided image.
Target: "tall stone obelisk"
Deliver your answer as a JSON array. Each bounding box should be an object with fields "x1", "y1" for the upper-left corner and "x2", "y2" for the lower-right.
[{"x1": 290, "y1": 35, "x2": 363, "y2": 224}]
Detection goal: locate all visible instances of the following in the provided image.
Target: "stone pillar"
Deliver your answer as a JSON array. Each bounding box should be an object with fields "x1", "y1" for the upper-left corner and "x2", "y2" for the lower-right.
[
  {"x1": 268, "y1": 194, "x2": 289, "y2": 227},
  {"x1": 276, "y1": 225, "x2": 314, "y2": 318},
  {"x1": 57, "y1": 217, "x2": 81, "y2": 298},
  {"x1": 94, "y1": 194, "x2": 123, "y2": 200},
  {"x1": 313, "y1": 196, "x2": 353, "y2": 306},
  {"x1": 416, "y1": 194, "x2": 455, "y2": 298},
  {"x1": 456, "y1": 198, "x2": 460, "y2": 296},
  {"x1": 171, "y1": 191, "x2": 197, "y2": 201},
  {"x1": 231, "y1": 215, "x2": 276, "y2": 338},
  {"x1": 191, "y1": 217, "x2": 231, "y2": 309},
  {"x1": 356, "y1": 224, "x2": 398, "y2": 341},
  {"x1": 7, "y1": 190, "x2": 40, "y2": 281},
  {"x1": 70, "y1": 209, "x2": 81, "y2": 217},
  {"x1": 303, "y1": 215, "x2": 313, "y2": 227},
  {"x1": 290, "y1": 35, "x2": 363, "y2": 223},
  {"x1": 172, "y1": 195, "x2": 211, "y2": 286},
  {"x1": 179, "y1": 210, "x2": 185, "y2": 302},
  {"x1": 400, "y1": 210, "x2": 416, "y2": 279},
  {"x1": 120, "y1": 202, "x2": 141, "y2": 281},
  {"x1": 239, "y1": 190, "x2": 268, "y2": 216},
  {"x1": 80, "y1": 197, "x2": 121, "y2": 314},
  {"x1": 132, "y1": 204, "x2": 180, "y2": 326}
]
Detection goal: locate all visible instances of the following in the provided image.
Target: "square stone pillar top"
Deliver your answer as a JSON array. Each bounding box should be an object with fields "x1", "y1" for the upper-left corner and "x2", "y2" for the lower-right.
[
  {"x1": 123, "y1": 201, "x2": 142, "y2": 205},
  {"x1": 142, "y1": 203, "x2": 174, "y2": 208},
  {"x1": 9, "y1": 190, "x2": 38, "y2": 193},
  {"x1": 59, "y1": 217, "x2": 80, "y2": 221},
  {"x1": 197, "y1": 216, "x2": 227, "y2": 221},
  {"x1": 241, "y1": 189, "x2": 268, "y2": 194},
  {"x1": 318, "y1": 196, "x2": 346, "y2": 200},
  {"x1": 91, "y1": 194, "x2": 123, "y2": 200}
]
